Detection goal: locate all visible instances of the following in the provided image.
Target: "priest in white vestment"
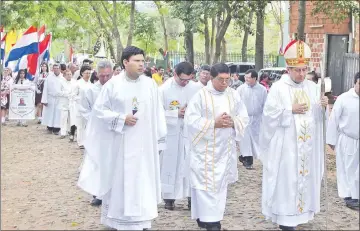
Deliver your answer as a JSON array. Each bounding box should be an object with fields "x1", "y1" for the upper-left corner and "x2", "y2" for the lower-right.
[
  {"x1": 185, "y1": 63, "x2": 249, "y2": 231},
  {"x1": 58, "y1": 70, "x2": 77, "y2": 138},
  {"x1": 236, "y1": 69, "x2": 267, "y2": 169},
  {"x1": 78, "y1": 60, "x2": 113, "y2": 207},
  {"x1": 327, "y1": 72, "x2": 359, "y2": 209},
  {"x1": 74, "y1": 65, "x2": 93, "y2": 149},
  {"x1": 159, "y1": 61, "x2": 202, "y2": 210},
  {"x1": 260, "y1": 40, "x2": 328, "y2": 230},
  {"x1": 77, "y1": 46, "x2": 167, "y2": 230},
  {"x1": 196, "y1": 64, "x2": 211, "y2": 88},
  {"x1": 41, "y1": 63, "x2": 63, "y2": 135}
]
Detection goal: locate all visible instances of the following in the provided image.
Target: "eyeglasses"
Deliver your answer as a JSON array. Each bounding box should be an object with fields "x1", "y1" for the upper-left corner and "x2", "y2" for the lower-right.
[{"x1": 215, "y1": 77, "x2": 231, "y2": 84}]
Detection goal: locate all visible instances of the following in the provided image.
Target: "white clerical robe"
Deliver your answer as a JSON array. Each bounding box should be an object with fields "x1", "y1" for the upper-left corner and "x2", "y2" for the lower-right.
[
  {"x1": 159, "y1": 77, "x2": 202, "y2": 200},
  {"x1": 185, "y1": 81, "x2": 249, "y2": 222},
  {"x1": 41, "y1": 72, "x2": 63, "y2": 128},
  {"x1": 260, "y1": 75, "x2": 325, "y2": 227},
  {"x1": 77, "y1": 72, "x2": 167, "y2": 230},
  {"x1": 326, "y1": 88, "x2": 359, "y2": 200},
  {"x1": 58, "y1": 77, "x2": 77, "y2": 136},
  {"x1": 74, "y1": 78, "x2": 92, "y2": 146},
  {"x1": 78, "y1": 81, "x2": 102, "y2": 123},
  {"x1": 236, "y1": 83, "x2": 267, "y2": 158}
]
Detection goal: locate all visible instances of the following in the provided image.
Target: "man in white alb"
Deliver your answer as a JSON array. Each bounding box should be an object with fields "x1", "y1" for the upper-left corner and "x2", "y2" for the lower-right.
[
  {"x1": 260, "y1": 40, "x2": 328, "y2": 230},
  {"x1": 196, "y1": 64, "x2": 211, "y2": 88},
  {"x1": 77, "y1": 46, "x2": 167, "y2": 230},
  {"x1": 159, "y1": 61, "x2": 202, "y2": 210},
  {"x1": 41, "y1": 63, "x2": 63, "y2": 135},
  {"x1": 78, "y1": 60, "x2": 113, "y2": 207},
  {"x1": 185, "y1": 63, "x2": 249, "y2": 231},
  {"x1": 327, "y1": 72, "x2": 359, "y2": 210},
  {"x1": 237, "y1": 69, "x2": 267, "y2": 169}
]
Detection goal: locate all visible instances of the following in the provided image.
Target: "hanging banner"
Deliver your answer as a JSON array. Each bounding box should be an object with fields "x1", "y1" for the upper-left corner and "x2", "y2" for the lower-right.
[{"x1": 9, "y1": 84, "x2": 35, "y2": 120}]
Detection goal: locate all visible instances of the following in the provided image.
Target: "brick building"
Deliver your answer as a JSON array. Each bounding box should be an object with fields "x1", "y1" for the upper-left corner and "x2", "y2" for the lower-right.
[{"x1": 289, "y1": 1, "x2": 359, "y2": 69}]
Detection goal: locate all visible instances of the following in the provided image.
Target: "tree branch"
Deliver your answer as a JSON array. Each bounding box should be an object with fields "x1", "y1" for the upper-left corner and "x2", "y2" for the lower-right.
[{"x1": 100, "y1": 1, "x2": 114, "y2": 22}]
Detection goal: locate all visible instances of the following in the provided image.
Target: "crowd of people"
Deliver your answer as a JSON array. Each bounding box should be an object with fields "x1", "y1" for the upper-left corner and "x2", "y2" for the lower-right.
[{"x1": 1, "y1": 40, "x2": 359, "y2": 231}]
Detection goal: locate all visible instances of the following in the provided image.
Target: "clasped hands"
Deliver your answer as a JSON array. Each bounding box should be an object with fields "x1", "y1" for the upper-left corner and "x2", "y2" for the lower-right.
[
  {"x1": 215, "y1": 112, "x2": 234, "y2": 128},
  {"x1": 292, "y1": 96, "x2": 328, "y2": 114}
]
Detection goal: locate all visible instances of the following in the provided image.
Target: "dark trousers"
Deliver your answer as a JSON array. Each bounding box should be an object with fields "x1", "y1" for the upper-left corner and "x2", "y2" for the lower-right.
[
  {"x1": 70, "y1": 125, "x2": 77, "y2": 135},
  {"x1": 47, "y1": 126, "x2": 60, "y2": 133}
]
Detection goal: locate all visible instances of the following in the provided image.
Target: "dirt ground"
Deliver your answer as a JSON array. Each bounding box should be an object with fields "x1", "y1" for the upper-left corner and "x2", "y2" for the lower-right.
[{"x1": 1, "y1": 120, "x2": 359, "y2": 230}]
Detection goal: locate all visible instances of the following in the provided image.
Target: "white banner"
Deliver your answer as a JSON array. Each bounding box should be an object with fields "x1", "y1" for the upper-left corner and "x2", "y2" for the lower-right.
[{"x1": 9, "y1": 84, "x2": 35, "y2": 120}]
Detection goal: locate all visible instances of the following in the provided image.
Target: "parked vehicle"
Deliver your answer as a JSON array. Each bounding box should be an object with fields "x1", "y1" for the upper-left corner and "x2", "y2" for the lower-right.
[
  {"x1": 225, "y1": 62, "x2": 255, "y2": 82},
  {"x1": 258, "y1": 67, "x2": 288, "y2": 82}
]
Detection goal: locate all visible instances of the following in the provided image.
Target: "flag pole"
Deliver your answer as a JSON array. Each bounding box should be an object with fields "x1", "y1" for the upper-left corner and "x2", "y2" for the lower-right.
[
  {"x1": 0, "y1": 0, "x2": 3, "y2": 73},
  {"x1": 320, "y1": 54, "x2": 329, "y2": 230}
]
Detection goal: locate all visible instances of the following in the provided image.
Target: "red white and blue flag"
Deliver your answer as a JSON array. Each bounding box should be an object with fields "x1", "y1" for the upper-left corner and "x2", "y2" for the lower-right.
[{"x1": 5, "y1": 26, "x2": 38, "y2": 67}]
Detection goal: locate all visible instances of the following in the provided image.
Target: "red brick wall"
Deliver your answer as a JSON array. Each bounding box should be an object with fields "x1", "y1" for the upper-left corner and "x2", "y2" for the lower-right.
[
  {"x1": 305, "y1": 34, "x2": 326, "y2": 70},
  {"x1": 289, "y1": 1, "x2": 350, "y2": 34},
  {"x1": 289, "y1": 1, "x2": 352, "y2": 68}
]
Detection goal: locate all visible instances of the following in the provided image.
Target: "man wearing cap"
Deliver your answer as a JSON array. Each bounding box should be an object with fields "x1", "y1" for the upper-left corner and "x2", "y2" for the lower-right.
[{"x1": 260, "y1": 40, "x2": 328, "y2": 230}]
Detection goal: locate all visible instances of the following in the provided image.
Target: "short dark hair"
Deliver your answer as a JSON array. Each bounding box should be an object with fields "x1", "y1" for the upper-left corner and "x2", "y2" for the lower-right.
[
  {"x1": 113, "y1": 64, "x2": 121, "y2": 71},
  {"x1": 83, "y1": 59, "x2": 92, "y2": 64},
  {"x1": 175, "y1": 61, "x2": 194, "y2": 76},
  {"x1": 307, "y1": 71, "x2": 319, "y2": 84},
  {"x1": 354, "y1": 72, "x2": 360, "y2": 84},
  {"x1": 158, "y1": 66, "x2": 164, "y2": 70},
  {"x1": 144, "y1": 67, "x2": 152, "y2": 78},
  {"x1": 60, "y1": 63, "x2": 67, "y2": 71},
  {"x1": 200, "y1": 65, "x2": 211, "y2": 72},
  {"x1": 120, "y1": 46, "x2": 145, "y2": 69},
  {"x1": 210, "y1": 63, "x2": 229, "y2": 78},
  {"x1": 245, "y1": 69, "x2": 258, "y2": 79},
  {"x1": 80, "y1": 65, "x2": 92, "y2": 77}
]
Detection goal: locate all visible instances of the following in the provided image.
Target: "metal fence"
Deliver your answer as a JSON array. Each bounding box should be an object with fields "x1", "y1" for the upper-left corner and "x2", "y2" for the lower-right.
[
  {"x1": 165, "y1": 51, "x2": 279, "y2": 67},
  {"x1": 342, "y1": 53, "x2": 359, "y2": 93}
]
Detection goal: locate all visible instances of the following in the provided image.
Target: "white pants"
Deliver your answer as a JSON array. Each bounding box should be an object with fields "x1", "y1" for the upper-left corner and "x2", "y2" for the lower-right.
[
  {"x1": 60, "y1": 110, "x2": 70, "y2": 136},
  {"x1": 191, "y1": 187, "x2": 228, "y2": 222},
  {"x1": 76, "y1": 116, "x2": 86, "y2": 146}
]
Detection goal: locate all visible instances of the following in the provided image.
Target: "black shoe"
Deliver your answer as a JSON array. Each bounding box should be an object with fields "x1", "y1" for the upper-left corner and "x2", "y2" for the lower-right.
[
  {"x1": 205, "y1": 222, "x2": 221, "y2": 231},
  {"x1": 344, "y1": 197, "x2": 352, "y2": 202},
  {"x1": 346, "y1": 199, "x2": 359, "y2": 210},
  {"x1": 164, "y1": 200, "x2": 175, "y2": 210},
  {"x1": 188, "y1": 197, "x2": 191, "y2": 210},
  {"x1": 279, "y1": 225, "x2": 296, "y2": 230},
  {"x1": 239, "y1": 156, "x2": 244, "y2": 163},
  {"x1": 90, "y1": 198, "x2": 102, "y2": 206},
  {"x1": 79, "y1": 145, "x2": 85, "y2": 150},
  {"x1": 196, "y1": 219, "x2": 206, "y2": 228},
  {"x1": 53, "y1": 131, "x2": 59, "y2": 135}
]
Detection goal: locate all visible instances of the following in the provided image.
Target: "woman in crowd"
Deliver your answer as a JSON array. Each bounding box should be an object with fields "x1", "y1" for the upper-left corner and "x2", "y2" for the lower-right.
[
  {"x1": 74, "y1": 65, "x2": 92, "y2": 148},
  {"x1": 259, "y1": 73, "x2": 270, "y2": 92},
  {"x1": 113, "y1": 64, "x2": 122, "y2": 76},
  {"x1": 34, "y1": 62, "x2": 49, "y2": 124},
  {"x1": 1, "y1": 68, "x2": 13, "y2": 125},
  {"x1": 13, "y1": 69, "x2": 32, "y2": 127}
]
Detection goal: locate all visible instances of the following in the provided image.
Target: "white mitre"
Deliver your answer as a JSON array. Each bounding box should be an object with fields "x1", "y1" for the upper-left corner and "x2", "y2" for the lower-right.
[{"x1": 283, "y1": 40, "x2": 312, "y2": 67}]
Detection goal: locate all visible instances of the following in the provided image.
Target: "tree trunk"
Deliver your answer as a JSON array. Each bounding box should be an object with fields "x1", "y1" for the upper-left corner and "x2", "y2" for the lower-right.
[
  {"x1": 160, "y1": 16, "x2": 169, "y2": 51},
  {"x1": 127, "y1": 0, "x2": 136, "y2": 46},
  {"x1": 255, "y1": 13, "x2": 264, "y2": 71},
  {"x1": 297, "y1": 0, "x2": 306, "y2": 41},
  {"x1": 210, "y1": 16, "x2": 216, "y2": 64},
  {"x1": 184, "y1": 29, "x2": 194, "y2": 65},
  {"x1": 204, "y1": 9, "x2": 211, "y2": 64},
  {"x1": 242, "y1": 11, "x2": 253, "y2": 62},
  {"x1": 213, "y1": 2, "x2": 232, "y2": 64},
  {"x1": 221, "y1": 37, "x2": 227, "y2": 62},
  {"x1": 105, "y1": 34, "x2": 116, "y2": 61}
]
